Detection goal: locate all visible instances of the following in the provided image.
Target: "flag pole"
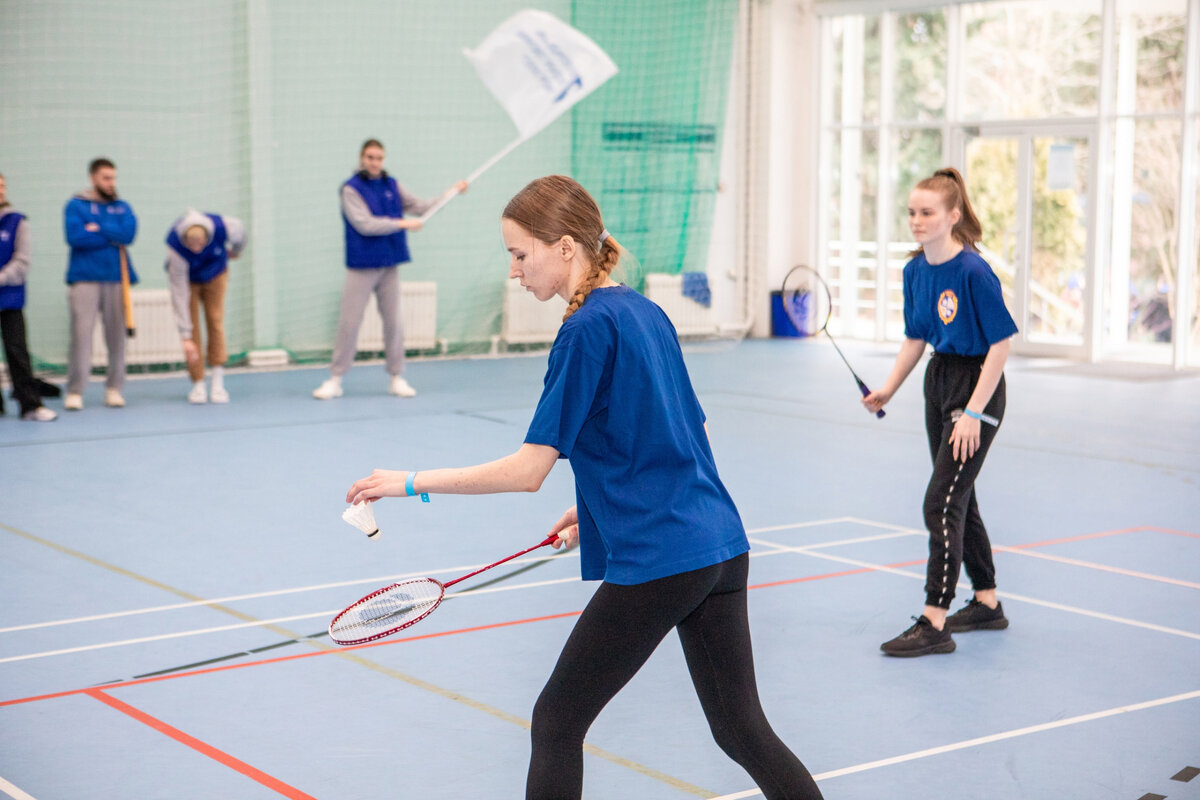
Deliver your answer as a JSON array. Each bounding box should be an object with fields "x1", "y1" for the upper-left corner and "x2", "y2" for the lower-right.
[{"x1": 420, "y1": 136, "x2": 524, "y2": 224}]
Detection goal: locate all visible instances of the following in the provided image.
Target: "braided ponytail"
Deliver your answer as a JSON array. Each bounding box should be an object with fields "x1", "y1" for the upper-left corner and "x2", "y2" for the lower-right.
[
  {"x1": 502, "y1": 175, "x2": 620, "y2": 321},
  {"x1": 563, "y1": 235, "x2": 620, "y2": 320}
]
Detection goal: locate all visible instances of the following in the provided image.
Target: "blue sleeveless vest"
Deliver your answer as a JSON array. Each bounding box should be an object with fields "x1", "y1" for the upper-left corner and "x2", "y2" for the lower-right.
[
  {"x1": 0, "y1": 212, "x2": 26, "y2": 310},
  {"x1": 342, "y1": 173, "x2": 410, "y2": 268},
  {"x1": 165, "y1": 214, "x2": 228, "y2": 284}
]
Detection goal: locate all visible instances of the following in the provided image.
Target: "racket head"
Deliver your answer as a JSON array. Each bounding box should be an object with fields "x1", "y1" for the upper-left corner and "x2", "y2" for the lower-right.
[
  {"x1": 328, "y1": 577, "x2": 446, "y2": 645},
  {"x1": 780, "y1": 265, "x2": 833, "y2": 336}
]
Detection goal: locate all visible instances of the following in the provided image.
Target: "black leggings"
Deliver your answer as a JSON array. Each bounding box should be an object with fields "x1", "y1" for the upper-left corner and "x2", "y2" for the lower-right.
[
  {"x1": 922, "y1": 353, "x2": 1006, "y2": 609},
  {"x1": 526, "y1": 553, "x2": 822, "y2": 800}
]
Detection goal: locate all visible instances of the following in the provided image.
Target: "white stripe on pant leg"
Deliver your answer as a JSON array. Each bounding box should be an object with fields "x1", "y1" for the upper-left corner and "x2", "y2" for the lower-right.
[{"x1": 938, "y1": 462, "x2": 966, "y2": 606}]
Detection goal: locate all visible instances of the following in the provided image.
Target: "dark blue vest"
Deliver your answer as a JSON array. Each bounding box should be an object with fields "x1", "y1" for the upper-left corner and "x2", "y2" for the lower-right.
[
  {"x1": 0, "y1": 212, "x2": 25, "y2": 310},
  {"x1": 342, "y1": 173, "x2": 411, "y2": 268},
  {"x1": 165, "y1": 214, "x2": 228, "y2": 284}
]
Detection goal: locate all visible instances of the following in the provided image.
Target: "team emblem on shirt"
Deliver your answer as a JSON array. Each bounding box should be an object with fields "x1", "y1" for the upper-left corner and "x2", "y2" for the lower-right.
[{"x1": 938, "y1": 289, "x2": 958, "y2": 325}]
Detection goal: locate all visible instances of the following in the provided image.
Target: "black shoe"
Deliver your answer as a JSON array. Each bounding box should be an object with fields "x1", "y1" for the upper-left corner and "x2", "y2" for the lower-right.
[
  {"x1": 945, "y1": 599, "x2": 1009, "y2": 633},
  {"x1": 35, "y1": 378, "x2": 62, "y2": 398},
  {"x1": 880, "y1": 615, "x2": 956, "y2": 657}
]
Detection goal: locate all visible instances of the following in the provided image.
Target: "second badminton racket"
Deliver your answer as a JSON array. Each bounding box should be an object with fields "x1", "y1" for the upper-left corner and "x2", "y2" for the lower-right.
[
  {"x1": 328, "y1": 532, "x2": 562, "y2": 645},
  {"x1": 780, "y1": 264, "x2": 885, "y2": 418}
]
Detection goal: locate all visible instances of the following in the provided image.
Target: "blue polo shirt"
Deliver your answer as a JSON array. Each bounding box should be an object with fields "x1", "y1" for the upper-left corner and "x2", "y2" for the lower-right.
[
  {"x1": 903, "y1": 249, "x2": 1018, "y2": 355},
  {"x1": 525, "y1": 285, "x2": 749, "y2": 585}
]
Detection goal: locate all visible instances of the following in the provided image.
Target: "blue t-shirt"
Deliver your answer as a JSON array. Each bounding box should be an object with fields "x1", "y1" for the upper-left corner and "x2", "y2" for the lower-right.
[
  {"x1": 525, "y1": 285, "x2": 749, "y2": 585},
  {"x1": 903, "y1": 249, "x2": 1018, "y2": 355}
]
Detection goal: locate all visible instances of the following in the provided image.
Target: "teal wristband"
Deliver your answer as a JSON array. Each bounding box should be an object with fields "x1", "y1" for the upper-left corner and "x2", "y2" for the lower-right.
[
  {"x1": 406, "y1": 472, "x2": 430, "y2": 503},
  {"x1": 962, "y1": 408, "x2": 999, "y2": 426}
]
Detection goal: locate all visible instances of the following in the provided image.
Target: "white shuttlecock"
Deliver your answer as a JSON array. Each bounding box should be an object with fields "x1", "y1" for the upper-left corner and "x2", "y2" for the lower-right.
[{"x1": 342, "y1": 502, "x2": 380, "y2": 540}]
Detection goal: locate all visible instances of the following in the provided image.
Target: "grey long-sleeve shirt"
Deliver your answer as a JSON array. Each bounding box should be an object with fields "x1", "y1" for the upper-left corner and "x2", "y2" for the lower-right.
[{"x1": 340, "y1": 182, "x2": 437, "y2": 236}]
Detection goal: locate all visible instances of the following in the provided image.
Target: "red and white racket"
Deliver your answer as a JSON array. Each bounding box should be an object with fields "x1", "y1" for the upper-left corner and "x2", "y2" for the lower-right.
[{"x1": 328, "y1": 532, "x2": 561, "y2": 645}]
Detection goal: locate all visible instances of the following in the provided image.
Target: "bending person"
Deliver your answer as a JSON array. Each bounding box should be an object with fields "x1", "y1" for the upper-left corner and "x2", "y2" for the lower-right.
[{"x1": 164, "y1": 209, "x2": 246, "y2": 403}]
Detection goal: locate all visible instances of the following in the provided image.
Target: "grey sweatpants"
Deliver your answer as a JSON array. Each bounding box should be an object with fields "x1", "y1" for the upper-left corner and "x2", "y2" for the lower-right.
[
  {"x1": 67, "y1": 282, "x2": 126, "y2": 394},
  {"x1": 329, "y1": 266, "x2": 405, "y2": 377}
]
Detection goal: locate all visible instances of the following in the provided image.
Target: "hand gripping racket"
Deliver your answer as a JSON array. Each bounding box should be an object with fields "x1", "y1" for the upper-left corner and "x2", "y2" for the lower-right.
[
  {"x1": 781, "y1": 265, "x2": 884, "y2": 418},
  {"x1": 328, "y1": 532, "x2": 561, "y2": 645}
]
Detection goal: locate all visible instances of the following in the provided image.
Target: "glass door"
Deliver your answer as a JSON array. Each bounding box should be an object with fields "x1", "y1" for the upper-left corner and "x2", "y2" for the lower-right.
[{"x1": 960, "y1": 124, "x2": 1096, "y2": 357}]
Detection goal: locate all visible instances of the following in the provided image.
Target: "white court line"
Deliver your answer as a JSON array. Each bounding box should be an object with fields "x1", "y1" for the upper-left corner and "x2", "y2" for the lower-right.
[
  {"x1": 994, "y1": 545, "x2": 1200, "y2": 589},
  {"x1": 0, "y1": 776, "x2": 37, "y2": 800},
  {"x1": 5, "y1": 518, "x2": 1194, "y2": 662},
  {"x1": 0, "y1": 550, "x2": 580, "y2": 635},
  {"x1": 0, "y1": 576, "x2": 582, "y2": 665},
  {"x1": 709, "y1": 688, "x2": 1200, "y2": 799},
  {"x1": 0, "y1": 516, "x2": 856, "y2": 636},
  {"x1": 750, "y1": 535, "x2": 1200, "y2": 641}
]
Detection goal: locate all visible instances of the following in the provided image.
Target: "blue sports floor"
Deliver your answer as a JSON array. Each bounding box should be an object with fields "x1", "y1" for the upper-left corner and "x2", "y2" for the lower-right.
[{"x1": 1, "y1": 338, "x2": 1198, "y2": 800}]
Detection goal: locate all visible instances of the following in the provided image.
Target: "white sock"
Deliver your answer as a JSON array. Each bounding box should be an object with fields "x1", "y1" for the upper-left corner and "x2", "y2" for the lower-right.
[
  {"x1": 211, "y1": 366, "x2": 225, "y2": 391},
  {"x1": 192, "y1": 380, "x2": 205, "y2": 392},
  {"x1": 328, "y1": 375, "x2": 342, "y2": 386}
]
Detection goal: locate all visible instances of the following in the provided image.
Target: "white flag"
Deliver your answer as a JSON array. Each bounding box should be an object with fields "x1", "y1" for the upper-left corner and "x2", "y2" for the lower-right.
[{"x1": 464, "y1": 9, "x2": 618, "y2": 141}]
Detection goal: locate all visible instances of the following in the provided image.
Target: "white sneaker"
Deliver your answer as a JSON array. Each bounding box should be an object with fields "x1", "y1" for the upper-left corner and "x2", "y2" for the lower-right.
[
  {"x1": 104, "y1": 388, "x2": 125, "y2": 408},
  {"x1": 21, "y1": 406, "x2": 58, "y2": 422},
  {"x1": 188, "y1": 382, "x2": 208, "y2": 404},
  {"x1": 210, "y1": 385, "x2": 229, "y2": 404},
  {"x1": 388, "y1": 375, "x2": 417, "y2": 397},
  {"x1": 313, "y1": 378, "x2": 343, "y2": 400},
  {"x1": 64, "y1": 393, "x2": 84, "y2": 411}
]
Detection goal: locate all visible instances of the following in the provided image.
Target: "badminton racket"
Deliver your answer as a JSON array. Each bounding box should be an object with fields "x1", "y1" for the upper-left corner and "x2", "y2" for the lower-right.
[
  {"x1": 780, "y1": 265, "x2": 884, "y2": 418},
  {"x1": 328, "y1": 532, "x2": 562, "y2": 645}
]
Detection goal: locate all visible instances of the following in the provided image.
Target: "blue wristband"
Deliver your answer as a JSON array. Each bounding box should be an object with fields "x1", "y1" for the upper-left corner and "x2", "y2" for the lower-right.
[
  {"x1": 962, "y1": 408, "x2": 999, "y2": 426},
  {"x1": 406, "y1": 472, "x2": 430, "y2": 503}
]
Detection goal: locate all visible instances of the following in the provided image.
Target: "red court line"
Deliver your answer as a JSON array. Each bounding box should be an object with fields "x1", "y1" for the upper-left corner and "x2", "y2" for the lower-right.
[
  {"x1": 0, "y1": 611, "x2": 583, "y2": 709},
  {"x1": 1004, "y1": 525, "x2": 1155, "y2": 550},
  {"x1": 4, "y1": 523, "x2": 1192, "y2": 710},
  {"x1": 87, "y1": 688, "x2": 317, "y2": 800},
  {"x1": 1148, "y1": 526, "x2": 1200, "y2": 539},
  {"x1": 1004, "y1": 525, "x2": 1200, "y2": 550},
  {"x1": 749, "y1": 558, "x2": 927, "y2": 590}
]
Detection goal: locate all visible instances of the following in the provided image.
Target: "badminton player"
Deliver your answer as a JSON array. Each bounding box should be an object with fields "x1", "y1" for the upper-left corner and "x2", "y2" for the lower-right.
[
  {"x1": 347, "y1": 175, "x2": 823, "y2": 799},
  {"x1": 862, "y1": 167, "x2": 1017, "y2": 657}
]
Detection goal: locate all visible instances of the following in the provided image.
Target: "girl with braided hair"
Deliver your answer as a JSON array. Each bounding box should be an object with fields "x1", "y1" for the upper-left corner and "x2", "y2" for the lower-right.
[{"x1": 347, "y1": 175, "x2": 823, "y2": 799}]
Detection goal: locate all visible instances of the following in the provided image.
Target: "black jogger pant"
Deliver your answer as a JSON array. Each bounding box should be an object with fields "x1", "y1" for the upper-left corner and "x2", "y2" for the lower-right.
[
  {"x1": 526, "y1": 552, "x2": 823, "y2": 800},
  {"x1": 1, "y1": 308, "x2": 41, "y2": 416},
  {"x1": 922, "y1": 352, "x2": 1006, "y2": 610}
]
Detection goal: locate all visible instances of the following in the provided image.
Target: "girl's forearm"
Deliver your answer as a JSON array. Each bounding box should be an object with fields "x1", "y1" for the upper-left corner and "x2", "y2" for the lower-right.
[
  {"x1": 967, "y1": 338, "x2": 1011, "y2": 413},
  {"x1": 414, "y1": 443, "x2": 560, "y2": 495},
  {"x1": 882, "y1": 338, "x2": 927, "y2": 395}
]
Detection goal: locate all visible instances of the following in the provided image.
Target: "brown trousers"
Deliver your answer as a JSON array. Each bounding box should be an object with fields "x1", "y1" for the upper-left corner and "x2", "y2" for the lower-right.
[{"x1": 188, "y1": 271, "x2": 228, "y2": 381}]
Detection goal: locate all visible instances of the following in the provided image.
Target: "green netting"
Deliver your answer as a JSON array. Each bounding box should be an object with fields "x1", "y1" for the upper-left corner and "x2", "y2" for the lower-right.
[
  {"x1": 0, "y1": 1, "x2": 738, "y2": 368},
  {"x1": 572, "y1": 0, "x2": 738, "y2": 291}
]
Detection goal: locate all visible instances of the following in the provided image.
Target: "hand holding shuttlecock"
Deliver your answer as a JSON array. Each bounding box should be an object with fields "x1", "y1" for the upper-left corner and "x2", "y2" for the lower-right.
[{"x1": 342, "y1": 501, "x2": 380, "y2": 540}]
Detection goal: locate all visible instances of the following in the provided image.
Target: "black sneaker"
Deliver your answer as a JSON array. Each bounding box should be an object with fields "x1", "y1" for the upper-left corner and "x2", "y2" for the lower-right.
[
  {"x1": 945, "y1": 599, "x2": 1009, "y2": 633},
  {"x1": 880, "y1": 615, "x2": 956, "y2": 657}
]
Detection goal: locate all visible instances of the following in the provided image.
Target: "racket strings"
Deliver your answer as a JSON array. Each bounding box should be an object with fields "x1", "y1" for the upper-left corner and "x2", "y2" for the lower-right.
[
  {"x1": 781, "y1": 266, "x2": 832, "y2": 336},
  {"x1": 329, "y1": 578, "x2": 444, "y2": 644}
]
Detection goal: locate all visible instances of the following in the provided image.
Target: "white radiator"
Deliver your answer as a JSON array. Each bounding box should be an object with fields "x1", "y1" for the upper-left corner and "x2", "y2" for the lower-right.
[
  {"x1": 91, "y1": 288, "x2": 181, "y2": 366},
  {"x1": 491, "y1": 278, "x2": 566, "y2": 353},
  {"x1": 356, "y1": 280, "x2": 442, "y2": 354},
  {"x1": 643, "y1": 273, "x2": 716, "y2": 337}
]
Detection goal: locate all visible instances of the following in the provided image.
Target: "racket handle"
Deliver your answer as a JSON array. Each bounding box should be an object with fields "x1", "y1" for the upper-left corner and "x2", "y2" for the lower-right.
[{"x1": 855, "y1": 380, "x2": 886, "y2": 419}]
